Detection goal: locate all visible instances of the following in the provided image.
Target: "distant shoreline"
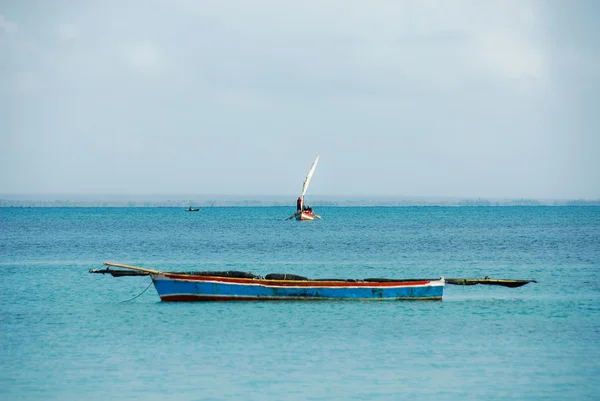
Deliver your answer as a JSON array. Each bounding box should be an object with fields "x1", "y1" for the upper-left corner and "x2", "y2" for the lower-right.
[{"x1": 1, "y1": 198, "x2": 599, "y2": 207}]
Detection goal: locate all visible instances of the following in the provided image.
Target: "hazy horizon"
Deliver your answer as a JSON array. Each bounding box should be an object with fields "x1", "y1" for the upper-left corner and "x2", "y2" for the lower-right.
[
  {"x1": 2, "y1": 192, "x2": 599, "y2": 209},
  {"x1": 1, "y1": 192, "x2": 599, "y2": 200},
  {"x1": 2, "y1": 1, "x2": 599, "y2": 199}
]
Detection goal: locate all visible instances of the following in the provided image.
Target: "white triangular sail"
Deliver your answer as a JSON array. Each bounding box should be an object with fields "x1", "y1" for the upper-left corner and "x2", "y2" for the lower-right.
[{"x1": 301, "y1": 155, "x2": 319, "y2": 197}]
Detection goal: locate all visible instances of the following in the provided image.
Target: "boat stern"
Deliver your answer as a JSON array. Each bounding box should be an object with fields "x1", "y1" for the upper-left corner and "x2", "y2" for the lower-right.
[{"x1": 295, "y1": 211, "x2": 315, "y2": 221}]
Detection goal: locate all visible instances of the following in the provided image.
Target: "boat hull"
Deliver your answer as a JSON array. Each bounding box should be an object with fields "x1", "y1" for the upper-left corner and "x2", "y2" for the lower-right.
[
  {"x1": 151, "y1": 274, "x2": 445, "y2": 301},
  {"x1": 295, "y1": 211, "x2": 314, "y2": 221}
]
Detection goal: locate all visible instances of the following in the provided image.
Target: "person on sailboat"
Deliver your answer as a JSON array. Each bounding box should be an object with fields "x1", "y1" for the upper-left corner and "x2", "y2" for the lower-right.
[{"x1": 297, "y1": 197, "x2": 303, "y2": 212}]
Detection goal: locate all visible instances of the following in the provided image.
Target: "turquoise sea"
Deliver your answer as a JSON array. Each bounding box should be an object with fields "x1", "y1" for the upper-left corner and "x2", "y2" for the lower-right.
[{"x1": 1, "y1": 206, "x2": 599, "y2": 400}]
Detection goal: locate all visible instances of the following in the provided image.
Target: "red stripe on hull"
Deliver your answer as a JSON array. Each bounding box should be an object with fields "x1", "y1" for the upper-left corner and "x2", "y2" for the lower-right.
[{"x1": 160, "y1": 295, "x2": 443, "y2": 302}]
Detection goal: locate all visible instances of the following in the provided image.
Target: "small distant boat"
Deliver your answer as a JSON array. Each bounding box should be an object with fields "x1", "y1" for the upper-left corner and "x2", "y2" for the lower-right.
[
  {"x1": 295, "y1": 209, "x2": 317, "y2": 221},
  {"x1": 287, "y1": 156, "x2": 321, "y2": 221},
  {"x1": 92, "y1": 262, "x2": 445, "y2": 301},
  {"x1": 185, "y1": 207, "x2": 199, "y2": 212}
]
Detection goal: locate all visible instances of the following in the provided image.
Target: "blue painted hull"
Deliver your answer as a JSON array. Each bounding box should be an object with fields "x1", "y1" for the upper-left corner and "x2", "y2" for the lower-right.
[{"x1": 151, "y1": 274, "x2": 445, "y2": 301}]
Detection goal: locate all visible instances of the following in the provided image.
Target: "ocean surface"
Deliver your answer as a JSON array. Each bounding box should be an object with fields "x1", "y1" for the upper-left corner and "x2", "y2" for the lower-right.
[{"x1": 1, "y1": 206, "x2": 599, "y2": 401}]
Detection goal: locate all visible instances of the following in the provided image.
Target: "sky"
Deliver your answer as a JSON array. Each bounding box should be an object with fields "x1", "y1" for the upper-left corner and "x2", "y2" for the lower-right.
[{"x1": 1, "y1": 0, "x2": 599, "y2": 199}]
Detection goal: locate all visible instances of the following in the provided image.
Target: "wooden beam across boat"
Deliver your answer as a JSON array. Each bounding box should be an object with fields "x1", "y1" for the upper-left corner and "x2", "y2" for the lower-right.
[{"x1": 445, "y1": 277, "x2": 537, "y2": 288}]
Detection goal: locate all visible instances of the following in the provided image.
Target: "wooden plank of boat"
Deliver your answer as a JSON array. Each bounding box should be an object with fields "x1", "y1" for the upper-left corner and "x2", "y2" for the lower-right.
[{"x1": 445, "y1": 277, "x2": 537, "y2": 288}]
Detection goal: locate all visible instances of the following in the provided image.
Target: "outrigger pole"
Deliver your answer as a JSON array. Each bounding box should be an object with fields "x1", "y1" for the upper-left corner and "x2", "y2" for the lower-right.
[
  {"x1": 444, "y1": 277, "x2": 537, "y2": 288},
  {"x1": 89, "y1": 261, "x2": 164, "y2": 277}
]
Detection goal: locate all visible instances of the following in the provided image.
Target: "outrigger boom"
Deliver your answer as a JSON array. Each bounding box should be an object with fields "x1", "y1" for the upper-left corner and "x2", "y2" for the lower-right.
[{"x1": 89, "y1": 261, "x2": 162, "y2": 276}]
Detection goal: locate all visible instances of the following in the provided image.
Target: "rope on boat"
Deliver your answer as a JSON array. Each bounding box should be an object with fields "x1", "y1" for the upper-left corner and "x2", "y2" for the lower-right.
[{"x1": 120, "y1": 280, "x2": 153, "y2": 303}]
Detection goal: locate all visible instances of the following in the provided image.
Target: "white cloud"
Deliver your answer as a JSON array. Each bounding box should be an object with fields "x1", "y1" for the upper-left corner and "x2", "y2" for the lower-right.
[
  {"x1": 469, "y1": 1, "x2": 546, "y2": 80},
  {"x1": 124, "y1": 41, "x2": 162, "y2": 76},
  {"x1": 58, "y1": 23, "x2": 78, "y2": 41},
  {"x1": 15, "y1": 71, "x2": 37, "y2": 93},
  {"x1": 217, "y1": 91, "x2": 268, "y2": 108},
  {"x1": 344, "y1": 0, "x2": 547, "y2": 83},
  {"x1": 0, "y1": 14, "x2": 18, "y2": 34},
  {"x1": 477, "y1": 33, "x2": 544, "y2": 80},
  {"x1": 175, "y1": 0, "x2": 548, "y2": 92},
  {"x1": 3, "y1": 0, "x2": 594, "y2": 197}
]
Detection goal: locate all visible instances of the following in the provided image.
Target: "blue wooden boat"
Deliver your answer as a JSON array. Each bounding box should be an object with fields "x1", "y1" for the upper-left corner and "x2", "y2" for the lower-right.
[{"x1": 95, "y1": 262, "x2": 445, "y2": 302}]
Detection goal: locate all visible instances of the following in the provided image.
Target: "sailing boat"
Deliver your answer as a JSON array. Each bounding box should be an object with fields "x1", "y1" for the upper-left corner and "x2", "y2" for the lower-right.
[{"x1": 288, "y1": 156, "x2": 321, "y2": 221}]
